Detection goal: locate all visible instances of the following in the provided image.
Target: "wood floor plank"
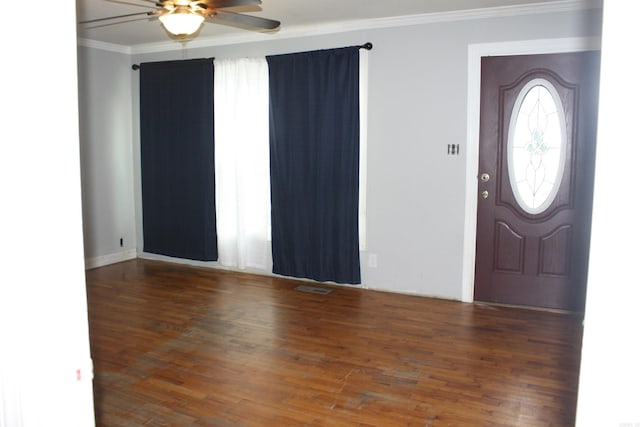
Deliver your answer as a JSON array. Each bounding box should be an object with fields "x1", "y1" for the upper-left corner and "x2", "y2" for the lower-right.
[{"x1": 86, "y1": 259, "x2": 583, "y2": 426}]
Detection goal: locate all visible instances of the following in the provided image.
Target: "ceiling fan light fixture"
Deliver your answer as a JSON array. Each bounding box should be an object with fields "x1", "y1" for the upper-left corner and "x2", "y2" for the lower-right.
[{"x1": 159, "y1": 8, "x2": 204, "y2": 37}]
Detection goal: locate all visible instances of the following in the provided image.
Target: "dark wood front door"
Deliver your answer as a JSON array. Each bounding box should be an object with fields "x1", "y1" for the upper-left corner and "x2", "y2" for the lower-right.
[{"x1": 474, "y1": 52, "x2": 600, "y2": 312}]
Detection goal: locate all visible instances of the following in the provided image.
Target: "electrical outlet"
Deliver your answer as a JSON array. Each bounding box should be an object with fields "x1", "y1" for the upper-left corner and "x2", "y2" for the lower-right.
[{"x1": 368, "y1": 253, "x2": 377, "y2": 268}]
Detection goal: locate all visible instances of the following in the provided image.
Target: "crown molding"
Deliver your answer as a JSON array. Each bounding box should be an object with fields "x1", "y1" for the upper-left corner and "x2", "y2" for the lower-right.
[
  {"x1": 77, "y1": 38, "x2": 132, "y2": 54},
  {"x1": 80, "y1": 0, "x2": 602, "y2": 55}
]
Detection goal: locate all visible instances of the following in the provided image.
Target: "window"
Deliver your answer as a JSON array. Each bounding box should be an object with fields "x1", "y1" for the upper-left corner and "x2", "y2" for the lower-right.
[{"x1": 507, "y1": 79, "x2": 566, "y2": 214}]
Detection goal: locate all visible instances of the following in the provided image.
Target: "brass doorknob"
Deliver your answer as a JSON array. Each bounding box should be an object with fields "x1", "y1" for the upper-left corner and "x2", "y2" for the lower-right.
[{"x1": 481, "y1": 190, "x2": 489, "y2": 199}]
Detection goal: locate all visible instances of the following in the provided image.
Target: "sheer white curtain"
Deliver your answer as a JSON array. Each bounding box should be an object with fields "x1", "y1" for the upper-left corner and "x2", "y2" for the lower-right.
[
  {"x1": 359, "y1": 48, "x2": 369, "y2": 251},
  {"x1": 214, "y1": 57, "x2": 271, "y2": 269}
]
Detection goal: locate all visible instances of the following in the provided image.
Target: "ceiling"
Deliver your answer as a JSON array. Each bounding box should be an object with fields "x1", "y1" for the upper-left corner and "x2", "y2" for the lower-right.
[{"x1": 76, "y1": 0, "x2": 591, "y2": 47}]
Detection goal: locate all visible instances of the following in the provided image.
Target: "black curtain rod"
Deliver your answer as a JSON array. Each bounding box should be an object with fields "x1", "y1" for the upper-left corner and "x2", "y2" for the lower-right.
[{"x1": 131, "y1": 42, "x2": 372, "y2": 70}]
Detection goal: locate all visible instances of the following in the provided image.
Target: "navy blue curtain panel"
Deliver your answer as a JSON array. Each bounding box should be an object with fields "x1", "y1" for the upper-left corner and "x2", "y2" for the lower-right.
[
  {"x1": 140, "y1": 59, "x2": 218, "y2": 261},
  {"x1": 267, "y1": 47, "x2": 361, "y2": 284}
]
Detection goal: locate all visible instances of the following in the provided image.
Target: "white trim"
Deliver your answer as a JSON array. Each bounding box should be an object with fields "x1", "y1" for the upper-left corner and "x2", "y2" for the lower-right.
[
  {"x1": 80, "y1": 0, "x2": 601, "y2": 53},
  {"x1": 77, "y1": 38, "x2": 132, "y2": 54},
  {"x1": 85, "y1": 249, "x2": 137, "y2": 270},
  {"x1": 138, "y1": 251, "x2": 366, "y2": 288},
  {"x1": 365, "y1": 285, "x2": 459, "y2": 302},
  {"x1": 462, "y1": 36, "x2": 601, "y2": 303}
]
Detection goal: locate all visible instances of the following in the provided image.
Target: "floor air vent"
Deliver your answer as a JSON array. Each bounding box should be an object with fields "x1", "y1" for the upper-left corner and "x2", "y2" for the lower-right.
[{"x1": 294, "y1": 285, "x2": 333, "y2": 295}]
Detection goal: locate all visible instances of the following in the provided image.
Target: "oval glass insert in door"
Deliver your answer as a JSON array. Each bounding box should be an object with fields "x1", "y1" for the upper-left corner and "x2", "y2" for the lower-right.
[{"x1": 507, "y1": 78, "x2": 567, "y2": 214}]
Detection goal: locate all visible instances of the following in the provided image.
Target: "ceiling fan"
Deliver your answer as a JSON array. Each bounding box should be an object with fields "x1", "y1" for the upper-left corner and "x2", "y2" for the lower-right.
[{"x1": 80, "y1": 0, "x2": 281, "y2": 40}]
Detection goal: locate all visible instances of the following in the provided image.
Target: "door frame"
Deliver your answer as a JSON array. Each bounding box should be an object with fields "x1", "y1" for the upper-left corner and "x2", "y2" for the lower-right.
[{"x1": 461, "y1": 37, "x2": 601, "y2": 303}]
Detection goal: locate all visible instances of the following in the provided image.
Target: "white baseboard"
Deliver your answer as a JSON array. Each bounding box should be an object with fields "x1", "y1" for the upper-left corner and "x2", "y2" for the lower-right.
[{"x1": 85, "y1": 249, "x2": 137, "y2": 270}]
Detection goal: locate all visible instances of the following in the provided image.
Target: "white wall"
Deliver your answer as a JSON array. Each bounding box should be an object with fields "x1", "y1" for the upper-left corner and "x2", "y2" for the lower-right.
[
  {"x1": 77, "y1": 46, "x2": 137, "y2": 268},
  {"x1": 78, "y1": 6, "x2": 602, "y2": 300},
  {"x1": 576, "y1": 1, "x2": 640, "y2": 425},
  {"x1": 0, "y1": 2, "x2": 95, "y2": 426}
]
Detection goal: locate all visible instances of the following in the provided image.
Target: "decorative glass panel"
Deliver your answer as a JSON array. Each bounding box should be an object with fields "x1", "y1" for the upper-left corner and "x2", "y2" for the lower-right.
[{"x1": 507, "y1": 79, "x2": 567, "y2": 214}]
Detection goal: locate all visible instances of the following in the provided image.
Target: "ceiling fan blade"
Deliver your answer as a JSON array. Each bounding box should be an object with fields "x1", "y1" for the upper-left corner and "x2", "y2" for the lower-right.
[
  {"x1": 208, "y1": 10, "x2": 280, "y2": 30},
  {"x1": 198, "y1": 0, "x2": 261, "y2": 8},
  {"x1": 104, "y1": 0, "x2": 158, "y2": 7},
  {"x1": 79, "y1": 15, "x2": 160, "y2": 30},
  {"x1": 79, "y1": 11, "x2": 155, "y2": 25}
]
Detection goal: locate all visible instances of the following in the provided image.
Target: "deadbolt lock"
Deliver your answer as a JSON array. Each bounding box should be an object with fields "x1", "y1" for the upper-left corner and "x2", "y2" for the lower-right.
[
  {"x1": 480, "y1": 173, "x2": 490, "y2": 182},
  {"x1": 481, "y1": 190, "x2": 489, "y2": 199}
]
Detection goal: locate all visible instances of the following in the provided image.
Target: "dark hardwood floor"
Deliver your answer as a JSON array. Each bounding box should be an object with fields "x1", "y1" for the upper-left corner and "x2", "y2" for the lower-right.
[{"x1": 86, "y1": 259, "x2": 583, "y2": 426}]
